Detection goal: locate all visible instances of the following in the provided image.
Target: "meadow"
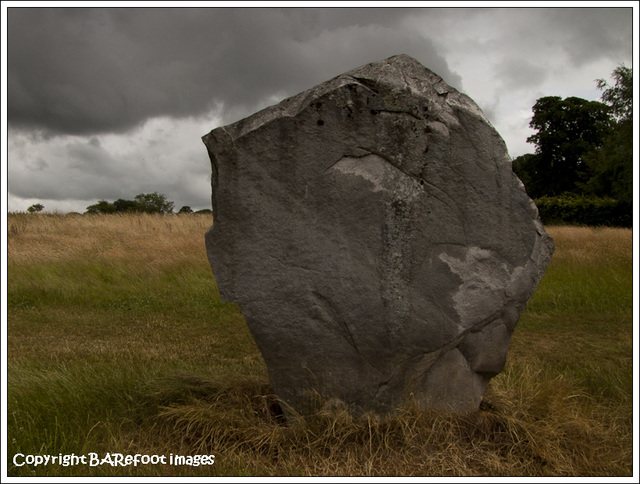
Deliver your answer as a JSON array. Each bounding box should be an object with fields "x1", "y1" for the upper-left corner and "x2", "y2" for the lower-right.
[{"x1": 5, "y1": 213, "x2": 635, "y2": 477}]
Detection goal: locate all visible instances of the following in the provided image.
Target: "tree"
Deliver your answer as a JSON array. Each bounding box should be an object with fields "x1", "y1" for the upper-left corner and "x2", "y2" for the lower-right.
[
  {"x1": 583, "y1": 65, "x2": 633, "y2": 204},
  {"x1": 596, "y1": 64, "x2": 632, "y2": 122},
  {"x1": 85, "y1": 193, "x2": 175, "y2": 214},
  {"x1": 27, "y1": 203, "x2": 44, "y2": 213},
  {"x1": 178, "y1": 206, "x2": 193, "y2": 214},
  {"x1": 581, "y1": 122, "x2": 633, "y2": 203},
  {"x1": 522, "y1": 96, "x2": 612, "y2": 197},
  {"x1": 512, "y1": 153, "x2": 544, "y2": 199},
  {"x1": 113, "y1": 198, "x2": 138, "y2": 212},
  {"x1": 133, "y1": 192, "x2": 174, "y2": 214},
  {"x1": 85, "y1": 200, "x2": 117, "y2": 214}
]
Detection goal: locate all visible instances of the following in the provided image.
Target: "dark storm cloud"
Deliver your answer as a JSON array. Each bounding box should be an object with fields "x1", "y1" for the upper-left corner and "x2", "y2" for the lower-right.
[
  {"x1": 7, "y1": 7, "x2": 459, "y2": 136},
  {"x1": 6, "y1": 5, "x2": 633, "y2": 214},
  {"x1": 538, "y1": 7, "x2": 633, "y2": 66}
]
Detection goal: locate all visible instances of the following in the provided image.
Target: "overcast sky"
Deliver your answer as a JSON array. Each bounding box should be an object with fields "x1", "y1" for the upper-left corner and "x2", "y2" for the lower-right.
[{"x1": 2, "y1": 3, "x2": 636, "y2": 213}]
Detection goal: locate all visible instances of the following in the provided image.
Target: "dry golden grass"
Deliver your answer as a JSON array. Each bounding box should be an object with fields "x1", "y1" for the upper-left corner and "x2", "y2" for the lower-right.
[
  {"x1": 149, "y1": 389, "x2": 624, "y2": 476},
  {"x1": 546, "y1": 225, "x2": 632, "y2": 265},
  {"x1": 6, "y1": 213, "x2": 634, "y2": 477},
  {"x1": 7, "y1": 212, "x2": 212, "y2": 265}
]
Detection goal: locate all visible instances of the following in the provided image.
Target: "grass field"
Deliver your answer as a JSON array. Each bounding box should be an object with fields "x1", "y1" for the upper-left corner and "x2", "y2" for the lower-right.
[{"x1": 4, "y1": 213, "x2": 635, "y2": 477}]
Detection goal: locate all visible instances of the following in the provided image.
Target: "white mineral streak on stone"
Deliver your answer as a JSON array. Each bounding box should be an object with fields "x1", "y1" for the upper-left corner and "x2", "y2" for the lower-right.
[
  {"x1": 439, "y1": 248, "x2": 526, "y2": 327},
  {"x1": 331, "y1": 154, "x2": 422, "y2": 199}
]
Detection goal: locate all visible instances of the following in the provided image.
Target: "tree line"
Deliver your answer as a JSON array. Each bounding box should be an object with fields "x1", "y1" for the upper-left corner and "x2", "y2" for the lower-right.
[
  {"x1": 513, "y1": 64, "x2": 632, "y2": 226},
  {"x1": 86, "y1": 192, "x2": 175, "y2": 214},
  {"x1": 27, "y1": 193, "x2": 211, "y2": 215},
  {"x1": 85, "y1": 192, "x2": 212, "y2": 215}
]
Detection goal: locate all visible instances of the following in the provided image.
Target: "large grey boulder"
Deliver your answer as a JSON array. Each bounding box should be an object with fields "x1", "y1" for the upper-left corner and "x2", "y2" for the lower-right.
[{"x1": 202, "y1": 54, "x2": 554, "y2": 416}]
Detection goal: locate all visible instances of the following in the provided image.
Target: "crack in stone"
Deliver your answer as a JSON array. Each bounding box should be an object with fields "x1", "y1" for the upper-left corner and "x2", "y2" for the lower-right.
[
  {"x1": 419, "y1": 179, "x2": 468, "y2": 243},
  {"x1": 309, "y1": 291, "x2": 386, "y2": 378},
  {"x1": 327, "y1": 147, "x2": 469, "y2": 244},
  {"x1": 372, "y1": 108, "x2": 423, "y2": 121},
  {"x1": 374, "y1": 307, "x2": 506, "y2": 400},
  {"x1": 323, "y1": 149, "x2": 373, "y2": 173},
  {"x1": 311, "y1": 291, "x2": 359, "y2": 352},
  {"x1": 349, "y1": 76, "x2": 381, "y2": 94}
]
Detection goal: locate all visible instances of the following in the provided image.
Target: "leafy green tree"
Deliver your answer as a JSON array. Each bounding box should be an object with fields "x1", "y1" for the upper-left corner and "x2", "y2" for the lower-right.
[
  {"x1": 85, "y1": 200, "x2": 117, "y2": 214},
  {"x1": 596, "y1": 64, "x2": 632, "y2": 122},
  {"x1": 85, "y1": 193, "x2": 175, "y2": 214},
  {"x1": 582, "y1": 118, "x2": 633, "y2": 203},
  {"x1": 522, "y1": 96, "x2": 612, "y2": 197},
  {"x1": 133, "y1": 192, "x2": 174, "y2": 214},
  {"x1": 27, "y1": 203, "x2": 44, "y2": 213},
  {"x1": 178, "y1": 206, "x2": 193, "y2": 214},
  {"x1": 112, "y1": 198, "x2": 137, "y2": 212},
  {"x1": 512, "y1": 153, "x2": 544, "y2": 198},
  {"x1": 513, "y1": 65, "x2": 633, "y2": 226},
  {"x1": 583, "y1": 65, "x2": 633, "y2": 204}
]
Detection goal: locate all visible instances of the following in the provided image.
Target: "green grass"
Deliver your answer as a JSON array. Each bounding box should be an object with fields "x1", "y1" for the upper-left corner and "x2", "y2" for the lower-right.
[{"x1": 5, "y1": 214, "x2": 635, "y2": 476}]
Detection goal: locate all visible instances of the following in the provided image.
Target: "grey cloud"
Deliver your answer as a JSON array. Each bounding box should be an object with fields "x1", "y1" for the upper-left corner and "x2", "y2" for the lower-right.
[
  {"x1": 496, "y1": 58, "x2": 548, "y2": 91},
  {"x1": 9, "y1": 162, "x2": 124, "y2": 201},
  {"x1": 26, "y1": 157, "x2": 49, "y2": 172},
  {"x1": 7, "y1": 7, "x2": 458, "y2": 136},
  {"x1": 65, "y1": 142, "x2": 118, "y2": 176},
  {"x1": 537, "y1": 8, "x2": 633, "y2": 66}
]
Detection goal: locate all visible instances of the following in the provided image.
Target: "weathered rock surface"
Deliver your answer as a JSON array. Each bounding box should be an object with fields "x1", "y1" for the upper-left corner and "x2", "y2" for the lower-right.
[{"x1": 202, "y1": 54, "x2": 554, "y2": 416}]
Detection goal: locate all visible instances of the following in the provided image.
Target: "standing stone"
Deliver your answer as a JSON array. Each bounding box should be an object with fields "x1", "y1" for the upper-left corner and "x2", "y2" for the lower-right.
[{"x1": 202, "y1": 54, "x2": 554, "y2": 416}]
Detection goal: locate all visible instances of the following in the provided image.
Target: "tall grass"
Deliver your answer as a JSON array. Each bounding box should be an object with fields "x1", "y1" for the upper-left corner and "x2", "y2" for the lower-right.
[{"x1": 5, "y1": 213, "x2": 634, "y2": 476}]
